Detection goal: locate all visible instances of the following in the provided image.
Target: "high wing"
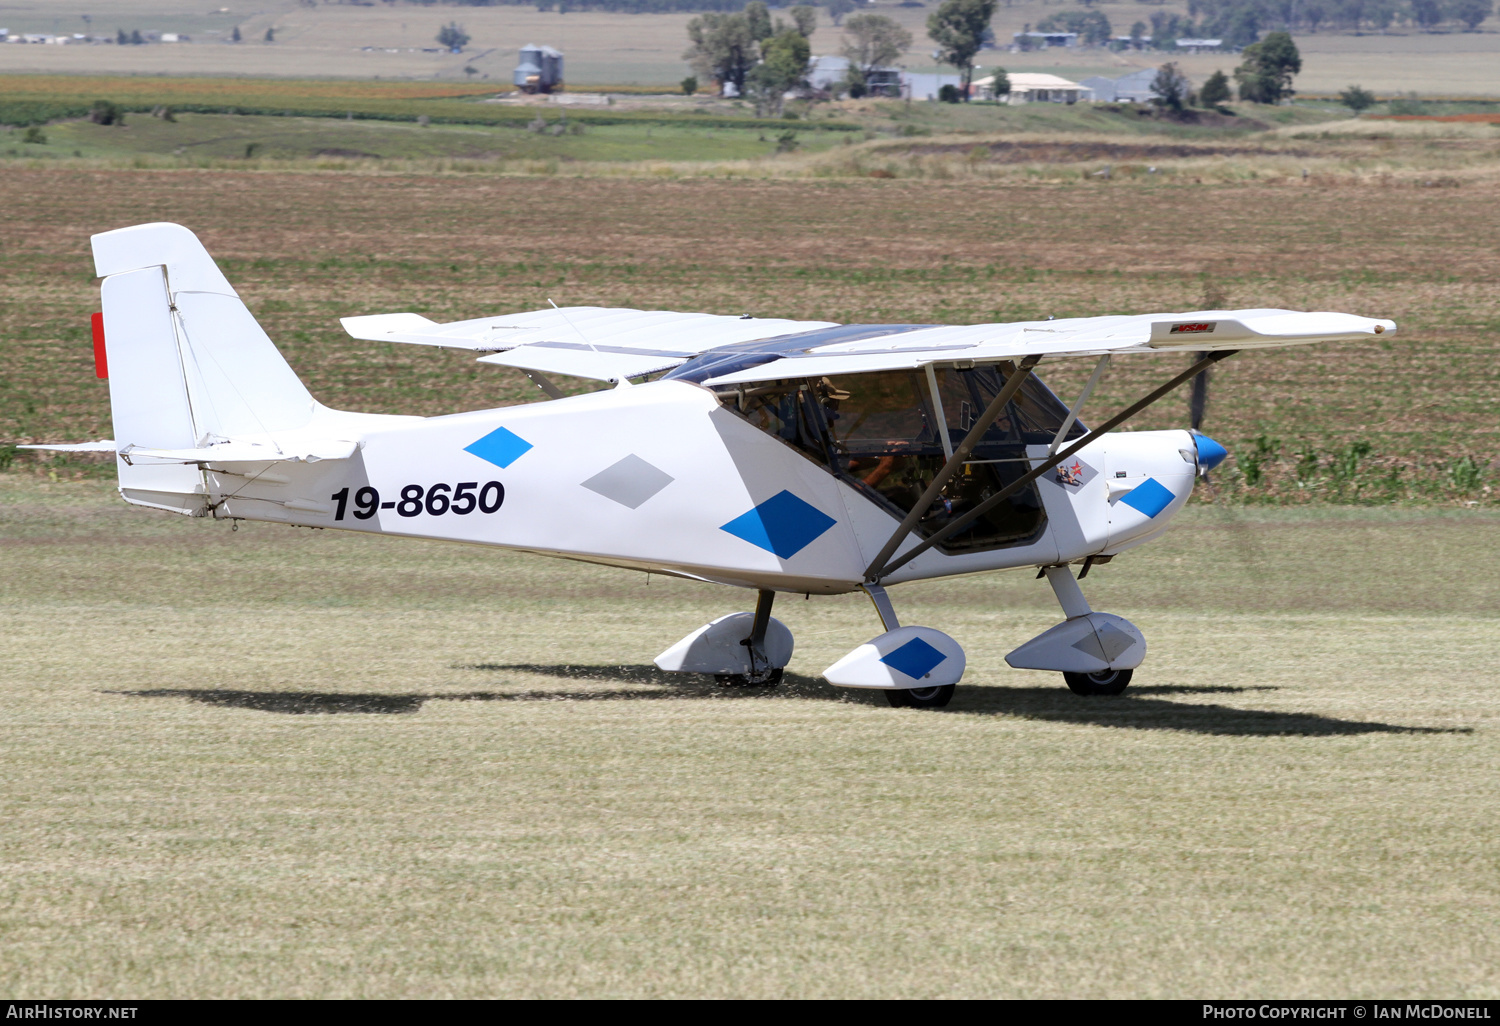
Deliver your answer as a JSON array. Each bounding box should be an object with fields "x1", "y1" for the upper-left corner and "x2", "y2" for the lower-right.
[
  {"x1": 341, "y1": 307, "x2": 839, "y2": 383},
  {"x1": 697, "y1": 309, "x2": 1395, "y2": 387},
  {"x1": 343, "y1": 306, "x2": 1393, "y2": 386}
]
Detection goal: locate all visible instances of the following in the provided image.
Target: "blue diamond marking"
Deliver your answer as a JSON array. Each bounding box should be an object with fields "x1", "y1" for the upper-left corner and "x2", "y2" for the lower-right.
[
  {"x1": 719, "y1": 490, "x2": 836, "y2": 559},
  {"x1": 464, "y1": 425, "x2": 533, "y2": 469},
  {"x1": 880, "y1": 637, "x2": 947, "y2": 681},
  {"x1": 1119, "y1": 477, "x2": 1175, "y2": 518}
]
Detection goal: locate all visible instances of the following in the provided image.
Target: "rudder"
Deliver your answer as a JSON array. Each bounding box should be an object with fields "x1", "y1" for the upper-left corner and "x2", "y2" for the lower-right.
[{"x1": 92, "y1": 223, "x2": 317, "y2": 513}]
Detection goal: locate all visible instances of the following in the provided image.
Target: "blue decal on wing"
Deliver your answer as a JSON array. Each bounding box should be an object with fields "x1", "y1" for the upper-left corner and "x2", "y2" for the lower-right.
[
  {"x1": 465, "y1": 426, "x2": 533, "y2": 469},
  {"x1": 720, "y1": 490, "x2": 836, "y2": 559},
  {"x1": 1119, "y1": 477, "x2": 1175, "y2": 518},
  {"x1": 880, "y1": 637, "x2": 946, "y2": 680}
]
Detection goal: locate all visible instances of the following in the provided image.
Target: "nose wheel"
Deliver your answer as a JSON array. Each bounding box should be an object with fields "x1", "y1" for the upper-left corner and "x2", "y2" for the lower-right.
[{"x1": 1063, "y1": 668, "x2": 1133, "y2": 696}]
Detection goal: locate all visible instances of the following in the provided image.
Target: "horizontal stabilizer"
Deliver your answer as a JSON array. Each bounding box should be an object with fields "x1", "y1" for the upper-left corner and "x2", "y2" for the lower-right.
[
  {"x1": 120, "y1": 440, "x2": 359, "y2": 464},
  {"x1": 19, "y1": 440, "x2": 117, "y2": 453}
]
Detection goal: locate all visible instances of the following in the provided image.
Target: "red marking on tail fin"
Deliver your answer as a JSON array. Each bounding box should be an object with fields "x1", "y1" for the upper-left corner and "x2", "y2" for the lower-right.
[{"x1": 91, "y1": 312, "x2": 107, "y2": 379}]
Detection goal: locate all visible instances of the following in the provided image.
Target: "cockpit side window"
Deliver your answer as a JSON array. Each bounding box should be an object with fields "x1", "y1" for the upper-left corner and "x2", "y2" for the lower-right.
[{"x1": 722, "y1": 366, "x2": 1084, "y2": 555}]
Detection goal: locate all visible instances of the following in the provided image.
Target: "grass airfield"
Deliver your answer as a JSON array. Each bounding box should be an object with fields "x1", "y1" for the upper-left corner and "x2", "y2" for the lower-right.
[{"x1": 1, "y1": 475, "x2": 1497, "y2": 998}]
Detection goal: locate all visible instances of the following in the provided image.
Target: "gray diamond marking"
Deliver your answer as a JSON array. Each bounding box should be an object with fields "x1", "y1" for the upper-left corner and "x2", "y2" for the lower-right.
[
  {"x1": 1071, "y1": 631, "x2": 1107, "y2": 661},
  {"x1": 581, "y1": 454, "x2": 674, "y2": 509},
  {"x1": 1095, "y1": 622, "x2": 1136, "y2": 662}
]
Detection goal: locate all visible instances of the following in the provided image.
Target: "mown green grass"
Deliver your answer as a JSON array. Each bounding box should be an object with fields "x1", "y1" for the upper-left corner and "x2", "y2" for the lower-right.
[
  {"x1": 6, "y1": 111, "x2": 845, "y2": 164},
  {"x1": 0, "y1": 73, "x2": 858, "y2": 133},
  {"x1": 1, "y1": 475, "x2": 1496, "y2": 998}
]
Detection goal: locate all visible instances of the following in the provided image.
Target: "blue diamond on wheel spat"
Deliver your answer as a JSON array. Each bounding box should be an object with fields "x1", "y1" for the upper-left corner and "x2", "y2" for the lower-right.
[
  {"x1": 880, "y1": 637, "x2": 947, "y2": 681},
  {"x1": 720, "y1": 490, "x2": 836, "y2": 559},
  {"x1": 465, "y1": 425, "x2": 533, "y2": 469}
]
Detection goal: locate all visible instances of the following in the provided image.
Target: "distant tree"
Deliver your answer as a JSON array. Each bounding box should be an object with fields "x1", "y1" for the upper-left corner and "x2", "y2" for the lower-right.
[
  {"x1": 230, "y1": 25, "x2": 241, "y2": 43},
  {"x1": 788, "y1": 5, "x2": 818, "y2": 37},
  {"x1": 684, "y1": 12, "x2": 758, "y2": 96},
  {"x1": 263, "y1": 26, "x2": 275, "y2": 43},
  {"x1": 841, "y1": 13, "x2": 912, "y2": 81},
  {"x1": 843, "y1": 65, "x2": 867, "y2": 98},
  {"x1": 1036, "y1": 9, "x2": 1112, "y2": 44},
  {"x1": 989, "y1": 66, "x2": 1011, "y2": 98},
  {"x1": 1409, "y1": 0, "x2": 1444, "y2": 27},
  {"x1": 1150, "y1": 61, "x2": 1189, "y2": 110},
  {"x1": 437, "y1": 22, "x2": 469, "y2": 51},
  {"x1": 824, "y1": 0, "x2": 857, "y2": 27},
  {"x1": 747, "y1": 28, "x2": 810, "y2": 115},
  {"x1": 1234, "y1": 30, "x2": 1300, "y2": 103},
  {"x1": 1338, "y1": 83, "x2": 1376, "y2": 112},
  {"x1": 937, "y1": 83, "x2": 962, "y2": 102},
  {"x1": 1129, "y1": 20, "x2": 1146, "y2": 45},
  {"x1": 22, "y1": 126, "x2": 46, "y2": 144},
  {"x1": 745, "y1": 0, "x2": 773, "y2": 42},
  {"x1": 89, "y1": 100, "x2": 124, "y2": 126},
  {"x1": 463, "y1": 64, "x2": 479, "y2": 78},
  {"x1": 1217, "y1": 6, "x2": 1260, "y2": 48},
  {"x1": 681, "y1": 74, "x2": 699, "y2": 95},
  {"x1": 1446, "y1": 0, "x2": 1493, "y2": 29},
  {"x1": 927, "y1": 0, "x2": 998, "y2": 101},
  {"x1": 130, "y1": 29, "x2": 144, "y2": 45},
  {"x1": 116, "y1": 28, "x2": 128, "y2": 45},
  {"x1": 1198, "y1": 68, "x2": 1232, "y2": 106}
]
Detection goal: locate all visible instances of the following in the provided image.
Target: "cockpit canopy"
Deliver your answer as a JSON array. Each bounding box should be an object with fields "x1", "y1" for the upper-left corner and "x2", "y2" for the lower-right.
[{"x1": 716, "y1": 365, "x2": 1085, "y2": 555}]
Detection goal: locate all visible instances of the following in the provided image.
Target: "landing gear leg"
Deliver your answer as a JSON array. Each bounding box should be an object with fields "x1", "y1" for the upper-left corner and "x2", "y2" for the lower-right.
[
  {"x1": 1042, "y1": 565, "x2": 1136, "y2": 697},
  {"x1": 715, "y1": 589, "x2": 784, "y2": 687}
]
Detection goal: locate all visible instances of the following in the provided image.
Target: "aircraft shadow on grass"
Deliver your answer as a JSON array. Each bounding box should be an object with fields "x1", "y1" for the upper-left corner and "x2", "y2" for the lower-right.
[{"x1": 111, "y1": 666, "x2": 1465, "y2": 738}]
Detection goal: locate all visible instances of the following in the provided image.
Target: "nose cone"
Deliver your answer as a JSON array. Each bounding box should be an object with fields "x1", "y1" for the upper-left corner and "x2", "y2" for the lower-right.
[{"x1": 1193, "y1": 432, "x2": 1229, "y2": 473}]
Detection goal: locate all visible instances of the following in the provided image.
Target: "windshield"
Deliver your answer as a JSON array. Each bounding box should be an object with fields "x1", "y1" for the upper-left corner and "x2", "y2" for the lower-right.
[{"x1": 722, "y1": 366, "x2": 1083, "y2": 554}]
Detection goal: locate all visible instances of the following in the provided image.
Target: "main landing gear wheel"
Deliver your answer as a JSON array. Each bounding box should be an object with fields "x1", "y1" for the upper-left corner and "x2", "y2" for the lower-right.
[
  {"x1": 1063, "y1": 668, "x2": 1133, "y2": 696},
  {"x1": 885, "y1": 683, "x2": 956, "y2": 708},
  {"x1": 715, "y1": 667, "x2": 784, "y2": 688}
]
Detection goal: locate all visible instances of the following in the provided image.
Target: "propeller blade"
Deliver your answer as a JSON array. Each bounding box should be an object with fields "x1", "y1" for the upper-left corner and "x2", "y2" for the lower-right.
[{"x1": 1189, "y1": 350, "x2": 1210, "y2": 432}]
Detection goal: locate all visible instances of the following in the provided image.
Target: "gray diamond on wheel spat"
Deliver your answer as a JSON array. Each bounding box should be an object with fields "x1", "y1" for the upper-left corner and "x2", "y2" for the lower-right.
[{"x1": 581, "y1": 454, "x2": 675, "y2": 509}]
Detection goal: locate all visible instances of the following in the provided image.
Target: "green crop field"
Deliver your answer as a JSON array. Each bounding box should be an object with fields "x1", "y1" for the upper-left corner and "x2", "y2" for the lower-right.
[{"x1": 2, "y1": 165, "x2": 1495, "y2": 503}]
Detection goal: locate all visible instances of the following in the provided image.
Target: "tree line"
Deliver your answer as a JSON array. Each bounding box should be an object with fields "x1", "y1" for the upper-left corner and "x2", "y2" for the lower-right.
[{"x1": 378, "y1": 0, "x2": 1489, "y2": 28}]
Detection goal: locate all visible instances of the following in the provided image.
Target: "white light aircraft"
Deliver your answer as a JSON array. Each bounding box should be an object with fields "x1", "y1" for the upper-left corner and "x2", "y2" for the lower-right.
[{"x1": 30, "y1": 223, "x2": 1397, "y2": 708}]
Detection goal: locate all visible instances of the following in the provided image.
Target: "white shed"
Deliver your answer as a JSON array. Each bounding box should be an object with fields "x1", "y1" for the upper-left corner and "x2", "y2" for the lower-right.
[{"x1": 981, "y1": 72, "x2": 1089, "y2": 105}]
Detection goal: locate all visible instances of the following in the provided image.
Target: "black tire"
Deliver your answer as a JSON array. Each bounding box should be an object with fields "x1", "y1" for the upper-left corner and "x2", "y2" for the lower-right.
[
  {"x1": 1063, "y1": 668, "x2": 1133, "y2": 696},
  {"x1": 715, "y1": 667, "x2": 784, "y2": 688},
  {"x1": 885, "y1": 684, "x2": 956, "y2": 708}
]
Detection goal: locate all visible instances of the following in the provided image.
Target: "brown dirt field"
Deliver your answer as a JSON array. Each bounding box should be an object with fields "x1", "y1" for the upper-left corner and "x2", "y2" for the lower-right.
[{"x1": 2, "y1": 168, "x2": 1495, "y2": 499}]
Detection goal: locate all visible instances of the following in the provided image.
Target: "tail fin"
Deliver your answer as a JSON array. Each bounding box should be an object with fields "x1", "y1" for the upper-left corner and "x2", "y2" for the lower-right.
[{"x1": 92, "y1": 223, "x2": 316, "y2": 513}]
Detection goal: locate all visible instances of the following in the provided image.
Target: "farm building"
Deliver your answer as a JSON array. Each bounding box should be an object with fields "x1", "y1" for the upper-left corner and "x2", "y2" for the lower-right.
[
  {"x1": 1012, "y1": 30, "x2": 1079, "y2": 49},
  {"x1": 902, "y1": 71, "x2": 963, "y2": 101},
  {"x1": 514, "y1": 44, "x2": 564, "y2": 94},
  {"x1": 983, "y1": 72, "x2": 1089, "y2": 104},
  {"x1": 807, "y1": 55, "x2": 902, "y2": 97},
  {"x1": 1175, "y1": 38, "x2": 1230, "y2": 53},
  {"x1": 1080, "y1": 68, "x2": 1162, "y2": 103}
]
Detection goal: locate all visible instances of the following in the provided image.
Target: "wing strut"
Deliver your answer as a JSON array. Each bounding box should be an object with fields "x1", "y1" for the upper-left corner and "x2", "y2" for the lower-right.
[
  {"x1": 867, "y1": 349, "x2": 1239, "y2": 583},
  {"x1": 863, "y1": 355, "x2": 1042, "y2": 583},
  {"x1": 1049, "y1": 354, "x2": 1110, "y2": 457}
]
